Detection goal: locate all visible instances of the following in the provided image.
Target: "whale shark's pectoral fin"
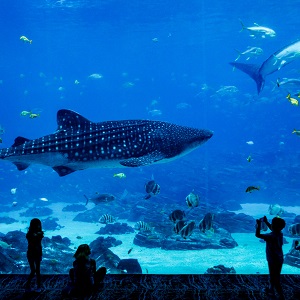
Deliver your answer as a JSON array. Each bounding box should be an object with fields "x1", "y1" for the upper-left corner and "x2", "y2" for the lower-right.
[
  {"x1": 13, "y1": 162, "x2": 30, "y2": 171},
  {"x1": 52, "y1": 166, "x2": 76, "y2": 176},
  {"x1": 120, "y1": 152, "x2": 165, "y2": 167}
]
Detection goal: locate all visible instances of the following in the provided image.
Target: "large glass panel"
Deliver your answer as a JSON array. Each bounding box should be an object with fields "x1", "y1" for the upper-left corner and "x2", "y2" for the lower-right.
[{"x1": 0, "y1": 0, "x2": 299, "y2": 275}]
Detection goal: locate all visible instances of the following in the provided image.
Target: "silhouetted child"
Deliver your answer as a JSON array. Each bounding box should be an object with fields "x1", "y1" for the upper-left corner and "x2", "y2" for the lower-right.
[
  {"x1": 255, "y1": 216, "x2": 286, "y2": 300},
  {"x1": 25, "y1": 218, "x2": 44, "y2": 292},
  {"x1": 68, "y1": 244, "x2": 106, "y2": 297}
]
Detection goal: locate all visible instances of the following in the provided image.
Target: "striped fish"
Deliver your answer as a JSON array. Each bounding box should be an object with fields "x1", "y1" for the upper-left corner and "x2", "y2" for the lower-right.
[
  {"x1": 199, "y1": 213, "x2": 214, "y2": 233},
  {"x1": 99, "y1": 214, "x2": 116, "y2": 224},
  {"x1": 144, "y1": 180, "x2": 160, "y2": 199},
  {"x1": 180, "y1": 221, "x2": 195, "y2": 239},
  {"x1": 134, "y1": 221, "x2": 153, "y2": 232},
  {"x1": 174, "y1": 220, "x2": 186, "y2": 234},
  {"x1": 169, "y1": 210, "x2": 185, "y2": 223}
]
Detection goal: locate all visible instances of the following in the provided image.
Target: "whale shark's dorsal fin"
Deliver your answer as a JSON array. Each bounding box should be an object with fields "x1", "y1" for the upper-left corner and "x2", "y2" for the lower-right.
[
  {"x1": 56, "y1": 109, "x2": 91, "y2": 130},
  {"x1": 12, "y1": 136, "x2": 30, "y2": 147}
]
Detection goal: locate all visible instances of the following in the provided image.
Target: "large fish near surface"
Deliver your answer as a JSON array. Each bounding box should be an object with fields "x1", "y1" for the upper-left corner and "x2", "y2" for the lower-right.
[
  {"x1": 230, "y1": 40, "x2": 300, "y2": 94},
  {"x1": 0, "y1": 109, "x2": 213, "y2": 176}
]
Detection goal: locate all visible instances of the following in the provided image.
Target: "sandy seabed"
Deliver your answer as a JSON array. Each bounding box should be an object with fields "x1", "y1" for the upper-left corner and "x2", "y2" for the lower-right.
[{"x1": 0, "y1": 202, "x2": 299, "y2": 274}]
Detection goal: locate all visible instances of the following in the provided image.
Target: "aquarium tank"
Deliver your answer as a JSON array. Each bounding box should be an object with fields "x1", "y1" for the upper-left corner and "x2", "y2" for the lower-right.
[{"x1": 0, "y1": 0, "x2": 299, "y2": 275}]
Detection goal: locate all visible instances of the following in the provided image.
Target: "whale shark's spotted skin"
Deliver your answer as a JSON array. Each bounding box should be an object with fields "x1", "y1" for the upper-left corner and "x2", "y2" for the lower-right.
[{"x1": 0, "y1": 109, "x2": 213, "y2": 176}]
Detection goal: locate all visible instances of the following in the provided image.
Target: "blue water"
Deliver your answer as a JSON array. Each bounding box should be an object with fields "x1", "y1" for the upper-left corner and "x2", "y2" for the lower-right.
[{"x1": 0, "y1": 0, "x2": 300, "y2": 274}]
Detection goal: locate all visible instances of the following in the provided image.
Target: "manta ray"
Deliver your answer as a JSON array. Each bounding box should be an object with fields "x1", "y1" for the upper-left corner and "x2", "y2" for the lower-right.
[{"x1": 0, "y1": 109, "x2": 213, "y2": 176}]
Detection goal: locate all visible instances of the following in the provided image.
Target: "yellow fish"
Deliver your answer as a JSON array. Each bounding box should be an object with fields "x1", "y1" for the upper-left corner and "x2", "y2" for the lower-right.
[
  {"x1": 292, "y1": 129, "x2": 300, "y2": 136},
  {"x1": 286, "y1": 94, "x2": 299, "y2": 106},
  {"x1": 20, "y1": 36, "x2": 32, "y2": 44},
  {"x1": 113, "y1": 173, "x2": 126, "y2": 179},
  {"x1": 20, "y1": 110, "x2": 31, "y2": 116},
  {"x1": 29, "y1": 113, "x2": 40, "y2": 119}
]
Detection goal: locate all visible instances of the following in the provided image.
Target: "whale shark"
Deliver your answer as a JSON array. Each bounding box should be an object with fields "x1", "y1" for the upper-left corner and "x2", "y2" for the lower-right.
[
  {"x1": 0, "y1": 109, "x2": 213, "y2": 176},
  {"x1": 230, "y1": 40, "x2": 300, "y2": 94}
]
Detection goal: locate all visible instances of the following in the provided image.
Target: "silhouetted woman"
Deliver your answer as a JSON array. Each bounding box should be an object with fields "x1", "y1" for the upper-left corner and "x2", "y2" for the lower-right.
[
  {"x1": 69, "y1": 244, "x2": 106, "y2": 296},
  {"x1": 25, "y1": 218, "x2": 44, "y2": 292}
]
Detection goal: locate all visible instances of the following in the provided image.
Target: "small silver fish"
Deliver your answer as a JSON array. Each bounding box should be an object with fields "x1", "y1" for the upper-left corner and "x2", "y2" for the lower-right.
[
  {"x1": 39, "y1": 197, "x2": 48, "y2": 202},
  {"x1": 235, "y1": 46, "x2": 263, "y2": 61},
  {"x1": 10, "y1": 188, "x2": 17, "y2": 195},
  {"x1": 276, "y1": 78, "x2": 300, "y2": 94},
  {"x1": 88, "y1": 73, "x2": 103, "y2": 80},
  {"x1": 239, "y1": 20, "x2": 276, "y2": 38}
]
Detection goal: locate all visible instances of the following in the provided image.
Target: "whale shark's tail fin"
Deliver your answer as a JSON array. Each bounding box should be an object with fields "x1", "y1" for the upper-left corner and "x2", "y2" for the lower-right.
[{"x1": 229, "y1": 62, "x2": 265, "y2": 94}]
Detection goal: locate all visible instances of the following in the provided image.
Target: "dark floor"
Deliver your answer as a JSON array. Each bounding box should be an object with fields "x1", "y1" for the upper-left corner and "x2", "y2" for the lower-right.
[{"x1": 0, "y1": 274, "x2": 299, "y2": 300}]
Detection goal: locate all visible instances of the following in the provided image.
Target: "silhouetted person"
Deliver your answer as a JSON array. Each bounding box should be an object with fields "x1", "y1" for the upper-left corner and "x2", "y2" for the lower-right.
[
  {"x1": 25, "y1": 218, "x2": 44, "y2": 292},
  {"x1": 67, "y1": 244, "x2": 106, "y2": 297},
  {"x1": 256, "y1": 216, "x2": 286, "y2": 300}
]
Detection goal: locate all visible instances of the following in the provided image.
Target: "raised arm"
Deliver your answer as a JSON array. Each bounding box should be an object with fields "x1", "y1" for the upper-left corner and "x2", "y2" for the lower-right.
[
  {"x1": 255, "y1": 219, "x2": 264, "y2": 238},
  {"x1": 263, "y1": 216, "x2": 272, "y2": 230}
]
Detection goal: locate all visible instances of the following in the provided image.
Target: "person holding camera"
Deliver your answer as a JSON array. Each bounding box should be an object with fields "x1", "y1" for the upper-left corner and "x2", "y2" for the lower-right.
[{"x1": 255, "y1": 216, "x2": 286, "y2": 300}]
